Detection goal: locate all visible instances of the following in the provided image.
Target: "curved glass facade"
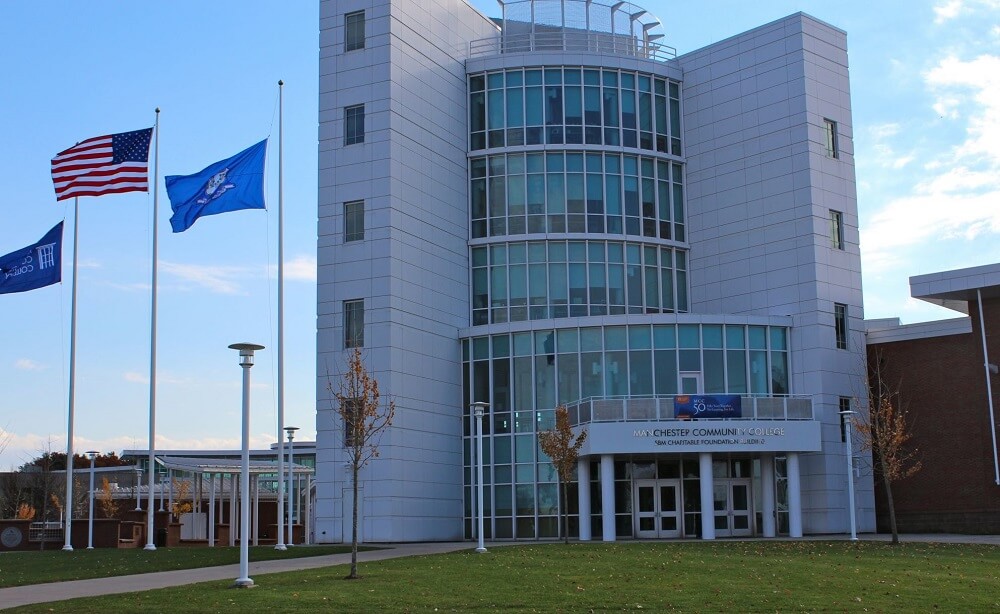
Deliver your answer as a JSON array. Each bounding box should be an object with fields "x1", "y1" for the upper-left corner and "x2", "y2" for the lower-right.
[
  {"x1": 472, "y1": 239, "x2": 687, "y2": 325},
  {"x1": 469, "y1": 68, "x2": 681, "y2": 154},
  {"x1": 470, "y1": 151, "x2": 685, "y2": 241},
  {"x1": 461, "y1": 323, "x2": 791, "y2": 539}
]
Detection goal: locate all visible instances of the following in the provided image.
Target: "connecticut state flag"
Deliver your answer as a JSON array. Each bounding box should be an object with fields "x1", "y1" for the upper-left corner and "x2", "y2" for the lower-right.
[
  {"x1": 166, "y1": 139, "x2": 267, "y2": 232},
  {"x1": 0, "y1": 222, "x2": 63, "y2": 295}
]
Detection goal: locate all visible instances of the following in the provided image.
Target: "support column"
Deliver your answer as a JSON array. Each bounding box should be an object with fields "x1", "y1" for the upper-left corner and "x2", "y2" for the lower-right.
[
  {"x1": 208, "y1": 474, "x2": 216, "y2": 547},
  {"x1": 787, "y1": 452, "x2": 803, "y2": 538},
  {"x1": 229, "y1": 474, "x2": 237, "y2": 547},
  {"x1": 577, "y1": 458, "x2": 592, "y2": 541},
  {"x1": 600, "y1": 455, "x2": 615, "y2": 542},
  {"x1": 252, "y1": 475, "x2": 259, "y2": 546},
  {"x1": 760, "y1": 454, "x2": 776, "y2": 538},
  {"x1": 699, "y1": 452, "x2": 715, "y2": 540}
]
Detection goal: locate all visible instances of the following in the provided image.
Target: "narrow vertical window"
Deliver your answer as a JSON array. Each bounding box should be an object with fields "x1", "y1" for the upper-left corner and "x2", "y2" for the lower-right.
[
  {"x1": 344, "y1": 299, "x2": 365, "y2": 348},
  {"x1": 834, "y1": 302, "x2": 848, "y2": 350},
  {"x1": 839, "y1": 397, "x2": 851, "y2": 442},
  {"x1": 830, "y1": 210, "x2": 844, "y2": 250},
  {"x1": 345, "y1": 10, "x2": 365, "y2": 52},
  {"x1": 343, "y1": 398, "x2": 361, "y2": 446},
  {"x1": 344, "y1": 104, "x2": 365, "y2": 146},
  {"x1": 345, "y1": 200, "x2": 364, "y2": 242},
  {"x1": 823, "y1": 118, "x2": 839, "y2": 158}
]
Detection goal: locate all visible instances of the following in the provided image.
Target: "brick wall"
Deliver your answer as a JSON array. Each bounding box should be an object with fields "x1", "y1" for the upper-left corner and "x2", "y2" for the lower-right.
[{"x1": 867, "y1": 296, "x2": 1000, "y2": 533}]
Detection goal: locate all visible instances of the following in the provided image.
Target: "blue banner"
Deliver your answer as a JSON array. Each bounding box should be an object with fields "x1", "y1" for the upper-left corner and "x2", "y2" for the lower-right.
[
  {"x1": 674, "y1": 395, "x2": 742, "y2": 419},
  {"x1": 166, "y1": 139, "x2": 267, "y2": 232},
  {"x1": 0, "y1": 222, "x2": 63, "y2": 295}
]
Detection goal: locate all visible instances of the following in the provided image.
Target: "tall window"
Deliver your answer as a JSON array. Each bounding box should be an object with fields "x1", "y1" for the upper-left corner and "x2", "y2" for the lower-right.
[
  {"x1": 823, "y1": 118, "x2": 839, "y2": 158},
  {"x1": 345, "y1": 10, "x2": 365, "y2": 52},
  {"x1": 830, "y1": 210, "x2": 844, "y2": 250},
  {"x1": 344, "y1": 299, "x2": 364, "y2": 348},
  {"x1": 839, "y1": 397, "x2": 852, "y2": 442},
  {"x1": 834, "y1": 303, "x2": 848, "y2": 350},
  {"x1": 343, "y1": 398, "x2": 361, "y2": 446},
  {"x1": 345, "y1": 104, "x2": 365, "y2": 145},
  {"x1": 345, "y1": 200, "x2": 364, "y2": 242}
]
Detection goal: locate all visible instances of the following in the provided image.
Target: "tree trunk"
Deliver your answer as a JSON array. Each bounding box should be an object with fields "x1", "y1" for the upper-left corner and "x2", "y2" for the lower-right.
[
  {"x1": 560, "y1": 479, "x2": 569, "y2": 545},
  {"x1": 879, "y1": 456, "x2": 899, "y2": 544},
  {"x1": 349, "y1": 461, "x2": 359, "y2": 578}
]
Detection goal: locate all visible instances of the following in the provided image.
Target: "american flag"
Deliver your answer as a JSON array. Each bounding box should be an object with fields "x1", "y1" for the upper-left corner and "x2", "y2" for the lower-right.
[{"x1": 51, "y1": 128, "x2": 153, "y2": 201}]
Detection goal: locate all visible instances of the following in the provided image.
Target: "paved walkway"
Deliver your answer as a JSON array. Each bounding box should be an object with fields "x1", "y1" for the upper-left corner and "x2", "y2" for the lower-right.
[
  {"x1": 2, "y1": 535, "x2": 999, "y2": 609},
  {"x1": 0, "y1": 542, "x2": 472, "y2": 610}
]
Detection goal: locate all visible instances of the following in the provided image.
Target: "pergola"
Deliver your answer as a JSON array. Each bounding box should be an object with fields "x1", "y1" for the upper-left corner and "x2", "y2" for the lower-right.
[{"x1": 154, "y1": 456, "x2": 314, "y2": 546}]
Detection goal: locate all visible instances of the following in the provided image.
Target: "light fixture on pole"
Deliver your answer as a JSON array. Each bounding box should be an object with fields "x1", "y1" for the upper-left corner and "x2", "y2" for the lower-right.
[
  {"x1": 839, "y1": 409, "x2": 858, "y2": 541},
  {"x1": 284, "y1": 426, "x2": 299, "y2": 546},
  {"x1": 229, "y1": 342, "x2": 264, "y2": 589},
  {"x1": 86, "y1": 451, "x2": 99, "y2": 550},
  {"x1": 471, "y1": 401, "x2": 489, "y2": 553}
]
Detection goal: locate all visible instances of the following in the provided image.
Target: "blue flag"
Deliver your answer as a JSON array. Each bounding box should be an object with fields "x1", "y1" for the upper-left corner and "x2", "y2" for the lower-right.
[
  {"x1": 0, "y1": 222, "x2": 63, "y2": 295},
  {"x1": 166, "y1": 139, "x2": 267, "y2": 232}
]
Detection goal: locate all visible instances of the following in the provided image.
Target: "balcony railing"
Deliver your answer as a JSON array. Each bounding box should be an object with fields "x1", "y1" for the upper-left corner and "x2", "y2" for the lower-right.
[
  {"x1": 566, "y1": 395, "x2": 814, "y2": 427},
  {"x1": 469, "y1": 31, "x2": 676, "y2": 61}
]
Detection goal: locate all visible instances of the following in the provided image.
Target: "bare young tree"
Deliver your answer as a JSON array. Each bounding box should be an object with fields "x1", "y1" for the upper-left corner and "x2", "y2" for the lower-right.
[
  {"x1": 538, "y1": 405, "x2": 587, "y2": 545},
  {"x1": 854, "y1": 352, "x2": 922, "y2": 544},
  {"x1": 329, "y1": 348, "x2": 395, "y2": 579}
]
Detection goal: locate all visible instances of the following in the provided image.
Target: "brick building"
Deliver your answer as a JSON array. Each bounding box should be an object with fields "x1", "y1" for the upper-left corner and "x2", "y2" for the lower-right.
[{"x1": 866, "y1": 263, "x2": 1000, "y2": 533}]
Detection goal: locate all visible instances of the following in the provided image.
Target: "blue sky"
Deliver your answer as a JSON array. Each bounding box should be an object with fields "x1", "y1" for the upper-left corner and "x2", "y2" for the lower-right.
[{"x1": 1, "y1": 0, "x2": 998, "y2": 468}]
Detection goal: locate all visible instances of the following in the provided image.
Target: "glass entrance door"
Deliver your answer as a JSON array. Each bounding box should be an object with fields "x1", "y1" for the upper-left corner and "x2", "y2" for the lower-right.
[
  {"x1": 713, "y1": 479, "x2": 753, "y2": 537},
  {"x1": 634, "y1": 479, "x2": 681, "y2": 538}
]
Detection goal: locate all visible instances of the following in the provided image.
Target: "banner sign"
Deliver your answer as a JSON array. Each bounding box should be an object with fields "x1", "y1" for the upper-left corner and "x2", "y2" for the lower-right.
[{"x1": 674, "y1": 394, "x2": 742, "y2": 419}]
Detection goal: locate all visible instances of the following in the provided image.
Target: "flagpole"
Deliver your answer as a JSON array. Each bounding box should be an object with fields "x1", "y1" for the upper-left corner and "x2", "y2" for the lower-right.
[
  {"x1": 145, "y1": 108, "x2": 160, "y2": 551},
  {"x1": 275, "y1": 79, "x2": 287, "y2": 551},
  {"x1": 62, "y1": 197, "x2": 80, "y2": 552}
]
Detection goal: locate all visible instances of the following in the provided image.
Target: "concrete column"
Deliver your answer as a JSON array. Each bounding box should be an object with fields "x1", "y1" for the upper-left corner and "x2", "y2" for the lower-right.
[
  {"x1": 252, "y1": 474, "x2": 259, "y2": 546},
  {"x1": 699, "y1": 452, "x2": 715, "y2": 540},
  {"x1": 578, "y1": 458, "x2": 592, "y2": 541},
  {"x1": 760, "y1": 454, "x2": 776, "y2": 538},
  {"x1": 229, "y1": 475, "x2": 237, "y2": 546},
  {"x1": 787, "y1": 452, "x2": 803, "y2": 538},
  {"x1": 208, "y1": 474, "x2": 216, "y2": 547},
  {"x1": 600, "y1": 455, "x2": 615, "y2": 542}
]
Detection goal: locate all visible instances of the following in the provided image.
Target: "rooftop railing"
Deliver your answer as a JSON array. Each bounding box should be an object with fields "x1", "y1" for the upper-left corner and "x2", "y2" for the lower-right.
[
  {"x1": 566, "y1": 395, "x2": 814, "y2": 427},
  {"x1": 470, "y1": 30, "x2": 676, "y2": 61}
]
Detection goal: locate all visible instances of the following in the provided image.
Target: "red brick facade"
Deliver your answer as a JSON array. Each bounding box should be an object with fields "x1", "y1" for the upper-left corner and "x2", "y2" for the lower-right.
[{"x1": 867, "y1": 296, "x2": 1000, "y2": 533}]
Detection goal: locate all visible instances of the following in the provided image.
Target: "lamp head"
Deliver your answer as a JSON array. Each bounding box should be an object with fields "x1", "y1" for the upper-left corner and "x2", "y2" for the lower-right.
[
  {"x1": 229, "y1": 342, "x2": 265, "y2": 366},
  {"x1": 471, "y1": 401, "x2": 489, "y2": 418},
  {"x1": 86, "y1": 450, "x2": 99, "y2": 460},
  {"x1": 284, "y1": 426, "x2": 300, "y2": 441}
]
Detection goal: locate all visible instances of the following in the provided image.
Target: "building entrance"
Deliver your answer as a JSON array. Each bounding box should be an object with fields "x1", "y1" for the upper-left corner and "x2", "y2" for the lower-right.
[
  {"x1": 633, "y1": 479, "x2": 682, "y2": 538},
  {"x1": 713, "y1": 479, "x2": 752, "y2": 537}
]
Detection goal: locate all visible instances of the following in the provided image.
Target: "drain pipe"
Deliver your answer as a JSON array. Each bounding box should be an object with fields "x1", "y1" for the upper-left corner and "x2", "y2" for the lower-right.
[{"x1": 976, "y1": 289, "x2": 999, "y2": 486}]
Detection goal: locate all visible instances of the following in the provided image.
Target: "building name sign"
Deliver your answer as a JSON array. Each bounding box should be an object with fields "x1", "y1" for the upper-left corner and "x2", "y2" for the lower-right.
[
  {"x1": 578, "y1": 420, "x2": 821, "y2": 455},
  {"x1": 634, "y1": 426, "x2": 786, "y2": 447}
]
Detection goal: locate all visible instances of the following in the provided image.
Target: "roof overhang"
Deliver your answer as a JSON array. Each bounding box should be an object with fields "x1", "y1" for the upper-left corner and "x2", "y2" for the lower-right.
[{"x1": 910, "y1": 263, "x2": 1000, "y2": 315}]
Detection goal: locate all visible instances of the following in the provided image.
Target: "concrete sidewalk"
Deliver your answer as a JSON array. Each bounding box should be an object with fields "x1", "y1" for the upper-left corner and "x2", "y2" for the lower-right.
[
  {"x1": 0, "y1": 542, "x2": 472, "y2": 610},
  {"x1": 2, "y1": 535, "x2": 999, "y2": 609}
]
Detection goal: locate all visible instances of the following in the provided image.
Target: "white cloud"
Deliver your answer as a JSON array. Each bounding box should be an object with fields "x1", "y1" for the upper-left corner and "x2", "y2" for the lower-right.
[
  {"x1": 160, "y1": 261, "x2": 263, "y2": 295},
  {"x1": 863, "y1": 52, "x2": 1000, "y2": 273},
  {"x1": 934, "y1": 0, "x2": 965, "y2": 22},
  {"x1": 15, "y1": 358, "x2": 46, "y2": 371},
  {"x1": 124, "y1": 371, "x2": 148, "y2": 384},
  {"x1": 934, "y1": 0, "x2": 1000, "y2": 22},
  {"x1": 280, "y1": 254, "x2": 317, "y2": 282}
]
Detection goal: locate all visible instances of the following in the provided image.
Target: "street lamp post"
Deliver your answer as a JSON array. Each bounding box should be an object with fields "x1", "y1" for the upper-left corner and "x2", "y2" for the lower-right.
[
  {"x1": 284, "y1": 426, "x2": 299, "y2": 546},
  {"x1": 229, "y1": 342, "x2": 264, "y2": 589},
  {"x1": 471, "y1": 402, "x2": 489, "y2": 553},
  {"x1": 840, "y1": 409, "x2": 858, "y2": 541},
  {"x1": 86, "y1": 451, "x2": 98, "y2": 550}
]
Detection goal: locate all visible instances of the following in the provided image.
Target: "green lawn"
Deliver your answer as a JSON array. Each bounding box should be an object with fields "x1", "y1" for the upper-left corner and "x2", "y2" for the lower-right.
[
  {"x1": 0, "y1": 544, "x2": 363, "y2": 588},
  {"x1": 7, "y1": 541, "x2": 1000, "y2": 612}
]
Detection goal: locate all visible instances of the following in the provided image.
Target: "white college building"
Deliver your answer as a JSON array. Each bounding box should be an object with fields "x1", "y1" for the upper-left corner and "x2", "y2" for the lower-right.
[{"x1": 314, "y1": 0, "x2": 875, "y2": 543}]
